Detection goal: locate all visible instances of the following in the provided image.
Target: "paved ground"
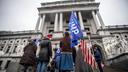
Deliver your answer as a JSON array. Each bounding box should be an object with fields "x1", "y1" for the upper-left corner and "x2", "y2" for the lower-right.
[
  {"x1": 103, "y1": 65, "x2": 127, "y2": 72},
  {"x1": 104, "y1": 66, "x2": 120, "y2": 72}
]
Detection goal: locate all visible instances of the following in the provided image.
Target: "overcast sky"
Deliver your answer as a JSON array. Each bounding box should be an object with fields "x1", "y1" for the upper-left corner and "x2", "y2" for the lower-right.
[{"x1": 0, "y1": 0, "x2": 128, "y2": 31}]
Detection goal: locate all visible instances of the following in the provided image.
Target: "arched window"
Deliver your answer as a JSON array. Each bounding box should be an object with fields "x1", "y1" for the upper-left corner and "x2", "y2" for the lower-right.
[
  {"x1": 13, "y1": 46, "x2": 17, "y2": 53},
  {"x1": 49, "y1": 30, "x2": 54, "y2": 33},
  {"x1": 4, "y1": 41, "x2": 6, "y2": 43},
  {"x1": 0, "y1": 46, "x2": 4, "y2": 51},
  {"x1": 5, "y1": 46, "x2": 11, "y2": 53},
  {"x1": 125, "y1": 35, "x2": 127, "y2": 38},
  {"x1": 116, "y1": 36, "x2": 119, "y2": 38},
  {"x1": 17, "y1": 41, "x2": 19, "y2": 43}
]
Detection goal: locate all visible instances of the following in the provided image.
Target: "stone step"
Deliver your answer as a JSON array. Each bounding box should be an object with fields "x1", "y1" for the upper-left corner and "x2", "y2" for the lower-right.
[{"x1": 103, "y1": 66, "x2": 127, "y2": 72}]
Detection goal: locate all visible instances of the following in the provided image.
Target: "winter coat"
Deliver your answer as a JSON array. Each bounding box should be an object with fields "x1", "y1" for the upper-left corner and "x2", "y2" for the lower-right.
[
  {"x1": 38, "y1": 38, "x2": 52, "y2": 62},
  {"x1": 60, "y1": 37, "x2": 72, "y2": 52},
  {"x1": 20, "y1": 42, "x2": 37, "y2": 66},
  {"x1": 94, "y1": 49, "x2": 102, "y2": 62}
]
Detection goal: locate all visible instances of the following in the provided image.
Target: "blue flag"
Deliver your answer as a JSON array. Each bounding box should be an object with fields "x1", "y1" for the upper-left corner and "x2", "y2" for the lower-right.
[{"x1": 69, "y1": 11, "x2": 83, "y2": 47}]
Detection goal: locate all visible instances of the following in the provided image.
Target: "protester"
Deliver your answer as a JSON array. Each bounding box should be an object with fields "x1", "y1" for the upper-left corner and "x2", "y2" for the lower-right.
[
  {"x1": 59, "y1": 32, "x2": 74, "y2": 72},
  {"x1": 36, "y1": 36, "x2": 52, "y2": 72},
  {"x1": 52, "y1": 48, "x2": 61, "y2": 72},
  {"x1": 93, "y1": 44, "x2": 103, "y2": 72},
  {"x1": 18, "y1": 39, "x2": 37, "y2": 72}
]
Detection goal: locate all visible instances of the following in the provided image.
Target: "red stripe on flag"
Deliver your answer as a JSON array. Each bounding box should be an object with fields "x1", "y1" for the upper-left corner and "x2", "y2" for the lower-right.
[{"x1": 80, "y1": 40, "x2": 97, "y2": 68}]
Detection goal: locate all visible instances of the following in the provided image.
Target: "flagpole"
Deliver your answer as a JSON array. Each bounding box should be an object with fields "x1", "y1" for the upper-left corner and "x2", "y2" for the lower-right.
[
  {"x1": 87, "y1": 33, "x2": 94, "y2": 56},
  {"x1": 87, "y1": 33, "x2": 100, "y2": 72}
]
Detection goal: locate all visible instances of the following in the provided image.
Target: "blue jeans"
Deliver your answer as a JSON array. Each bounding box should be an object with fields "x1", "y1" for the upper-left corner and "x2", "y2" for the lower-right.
[
  {"x1": 60, "y1": 52, "x2": 73, "y2": 71},
  {"x1": 37, "y1": 61, "x2": 48, "y2": 72},
  {"x1": 55, "y1": 55, "x2": 61, "y2": 69}
]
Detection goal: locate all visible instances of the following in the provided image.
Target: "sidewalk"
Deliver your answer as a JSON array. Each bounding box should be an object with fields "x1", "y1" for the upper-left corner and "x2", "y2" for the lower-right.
[{"x1": 103, "y1": 65, "x2": 126, "y2": 72}]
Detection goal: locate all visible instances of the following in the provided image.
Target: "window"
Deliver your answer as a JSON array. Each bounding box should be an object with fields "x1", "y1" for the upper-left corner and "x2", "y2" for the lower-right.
[
  {"x1": 50, "y1": 21, "x2": 54, "y2": 25},
  {"x1": 84, "y1": 27, "x2": 90, "y2": 31},
  {"x1": 65, "y1": 29, "x2": 69, "y2": 31},
  {"x1": 0, "y1": 46, "x2": 4, "y2": 51},
  {"x1": 83, "y1": 19, "x2": 87, "y2": 22},
  {"x1": 4, "y1": 41, "x2": 6, "y2": 43},
  {"x1": 10, "y1": 41, "x2": 13, "y2": 43},
  {"x1": 125, "y1": 35, "x2": 127, "y2": 38},
  {"x1": 17, "y1": 40, "x2": 19, "y2": 43},
  {"x1": 5, "y1": 60, "x2": 11, "y2": 69},
  {"x1": 23, "y1": 40, "x2": 26, "y2": 42},
  {"x1": 66, "y1": 20, "x2": 69, "y2": 23},
  {"x1": 49, "y1": 30, "x2": 54, "y2": 33},
  {"x1": 0, "y1": 61, "x2": 2, "y2": 70},
  {"x1": 87, "y1": 32, "x2": 91, "y2": 35},
  {"x1": 5, "y1": 46, "x2": 11, "y2": 53},
  {"x1": 116, "y1": 36, "x2": 119, "y2": 38},
  {"x1": 0, "y1": 61, "x2": 2, "y2": 66},
  {"x1": 13, "y1": 46, "x2": 17, "y2": 53}
]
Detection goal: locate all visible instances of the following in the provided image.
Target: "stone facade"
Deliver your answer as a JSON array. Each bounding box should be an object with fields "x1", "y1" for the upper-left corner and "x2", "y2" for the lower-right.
[{"x1": 0, "y1": 30, "x2": 42, "y2": 72}]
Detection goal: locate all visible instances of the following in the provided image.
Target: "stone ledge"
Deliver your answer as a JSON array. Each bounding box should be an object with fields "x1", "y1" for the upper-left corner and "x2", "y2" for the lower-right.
[{"x1": 106, "y1": 53, "x2": 128, "y2": 66}]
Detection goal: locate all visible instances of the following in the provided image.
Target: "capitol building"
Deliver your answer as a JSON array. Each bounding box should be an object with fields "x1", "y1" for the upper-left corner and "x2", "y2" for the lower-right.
[{"x1": 0, "y1": 0, "x2": 128, "y2": 72}]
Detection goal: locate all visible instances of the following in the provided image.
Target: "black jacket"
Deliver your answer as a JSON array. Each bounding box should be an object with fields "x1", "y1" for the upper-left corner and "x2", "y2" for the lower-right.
[{"x1": 38, "y1": 38, "x2": 52, "y2": 62}]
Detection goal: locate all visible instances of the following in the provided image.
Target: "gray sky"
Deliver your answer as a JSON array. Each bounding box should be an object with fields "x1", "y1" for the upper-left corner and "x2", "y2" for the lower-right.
[{"x1": 0, "y1": 0, "x2": 128, "y2": 31}]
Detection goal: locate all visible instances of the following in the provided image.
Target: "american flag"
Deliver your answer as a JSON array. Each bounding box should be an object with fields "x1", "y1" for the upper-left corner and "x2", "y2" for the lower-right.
[{"x1": 80, "y1": 40, "x2": 97, "y2": 68}]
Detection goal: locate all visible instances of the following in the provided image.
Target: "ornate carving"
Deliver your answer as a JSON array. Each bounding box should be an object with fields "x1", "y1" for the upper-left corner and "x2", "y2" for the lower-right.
[{"x1": 102, "y1": 35, "x2": 128, "y2": 59}]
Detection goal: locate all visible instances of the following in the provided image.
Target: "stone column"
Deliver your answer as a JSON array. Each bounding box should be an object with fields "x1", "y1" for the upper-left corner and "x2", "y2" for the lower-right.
[
  {"x1": 96, "y1": 11, "x2": 105, "y2": 28},
  {"x1": 35, "y1": 16, "x2": 41, "y2": 31},
  {"x1": 40, "y1": 14, "x2": 46, "y2": 33},
  {"x1": 92, "y1": 11, "x2": 100, "y2": 29},
  {"x1": 53, "y1": 13, "x2": 63, "y2": 39},
  {"x1": 78, "y1": 11, "x2": 87, "y2": 36},
  {"x1": 78, "y1": 11, "x2": 84, "y2": 30},
  {"x1": 43, "y1": 23, "x2": 47, "y2": 35},
  {"x1": 54, "y1": 13, "x2": 58, "y2": 32},
  {"x1": 59, "y1": 13, "x2": 63, "y2": 31}
]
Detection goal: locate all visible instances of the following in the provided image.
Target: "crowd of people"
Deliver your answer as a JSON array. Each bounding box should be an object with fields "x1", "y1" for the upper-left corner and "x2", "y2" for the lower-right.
[{"x1": 17, "y1": 32, "x2": 103, "y2": 72}]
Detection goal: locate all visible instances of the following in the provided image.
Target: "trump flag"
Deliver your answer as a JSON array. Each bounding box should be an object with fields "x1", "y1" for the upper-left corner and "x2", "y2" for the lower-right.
[{"x1": 69, "y1": 11, "x2": 83, "y2": 47}]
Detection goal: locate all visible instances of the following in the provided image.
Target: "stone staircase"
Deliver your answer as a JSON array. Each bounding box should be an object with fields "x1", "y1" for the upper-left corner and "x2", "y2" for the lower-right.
[{"x1": 103, "y1": 65, "x2": 127, "y2": 72}]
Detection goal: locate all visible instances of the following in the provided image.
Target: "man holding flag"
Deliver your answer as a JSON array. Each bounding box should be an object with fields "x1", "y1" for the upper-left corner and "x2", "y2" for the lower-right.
[{"x1": 68, "y1": 11, "x2": 99, "y2": 72}]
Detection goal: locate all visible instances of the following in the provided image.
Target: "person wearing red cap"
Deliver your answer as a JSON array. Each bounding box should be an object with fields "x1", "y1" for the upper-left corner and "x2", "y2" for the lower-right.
[{"x1": 36, "y1": 36, "x2": 52, "y2": 72}]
